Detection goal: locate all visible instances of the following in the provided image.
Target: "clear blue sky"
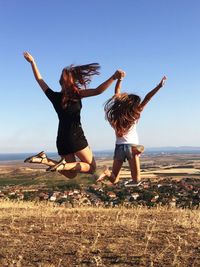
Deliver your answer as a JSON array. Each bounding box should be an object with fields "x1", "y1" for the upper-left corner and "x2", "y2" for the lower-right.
[{"x1": 1, "y1": 0, "x2": 200, "y2": 153}]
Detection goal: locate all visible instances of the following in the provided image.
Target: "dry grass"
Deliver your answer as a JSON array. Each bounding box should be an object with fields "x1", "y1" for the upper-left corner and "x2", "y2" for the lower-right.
[{"x1": 0, "y1": 200, "x2": 200, "y2": 266}]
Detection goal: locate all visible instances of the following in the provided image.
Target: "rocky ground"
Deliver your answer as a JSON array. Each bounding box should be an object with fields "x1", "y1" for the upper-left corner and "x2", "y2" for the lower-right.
[{"x1": 97, "y1": 177, "x2": 200, "y2": 208}]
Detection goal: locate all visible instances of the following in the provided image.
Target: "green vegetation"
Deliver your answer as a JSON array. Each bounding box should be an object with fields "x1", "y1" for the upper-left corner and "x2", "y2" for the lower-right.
[{"x1": 0, "y1": 170, "x2": 96, "y2": 188}]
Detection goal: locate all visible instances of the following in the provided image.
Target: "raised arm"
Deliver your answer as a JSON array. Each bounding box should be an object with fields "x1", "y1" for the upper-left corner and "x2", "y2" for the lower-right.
[
  {"x1": 23, "y1": 51, "x2": 49, "y2": 92},
  {"x1": 114, "y1": 70, "x2": 126, "y2": 96},
  {"x1": 139, "y1": 76, "x2": 167, "y2": 111},
  {"x1": 114, "y1": 79, "x2": 122, "y2": 96},
  {"x1": 79, "y1": 69, "x2": 126, "y2": 98}
]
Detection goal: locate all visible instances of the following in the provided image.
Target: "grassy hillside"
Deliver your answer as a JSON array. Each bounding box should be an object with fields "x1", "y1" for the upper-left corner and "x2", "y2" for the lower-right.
[
  {"x1": 0, "y1": 167, "x2": 96, "y2": 188},
  {"x1": 0, "y1": 201, "x2": 199, "y2": 266}
]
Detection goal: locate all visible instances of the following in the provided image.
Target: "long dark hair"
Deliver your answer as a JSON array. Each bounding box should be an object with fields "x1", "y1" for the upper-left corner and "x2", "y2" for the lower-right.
[
  {"x1": 104, "y1": 93, "x2": 141, "y2": 137},
  {"x1": 60, "y1": 63, "x2": 100, "y2": 109}
]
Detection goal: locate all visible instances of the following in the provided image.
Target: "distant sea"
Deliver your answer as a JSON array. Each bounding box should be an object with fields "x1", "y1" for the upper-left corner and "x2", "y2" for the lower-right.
[{"x1": 0, "y1": 147, "x2": 200, "y2": 162}]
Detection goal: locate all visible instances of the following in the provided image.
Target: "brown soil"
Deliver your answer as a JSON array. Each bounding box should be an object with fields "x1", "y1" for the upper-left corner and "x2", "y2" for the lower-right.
[{"x1": 0, "y1": 201, "x2": 199, "y2": 267}]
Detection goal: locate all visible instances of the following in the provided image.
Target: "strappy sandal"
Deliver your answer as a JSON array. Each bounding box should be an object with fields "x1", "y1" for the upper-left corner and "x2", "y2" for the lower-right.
[
  {"x1": 46, "y1": 158, "x2": 67, "y2": 172},
  {"x1": 24, "y1": 151, "x2": 47, "y2": 163},
  {"x1": 124, "y1": 180, "x2": 143, "y2": 187}
]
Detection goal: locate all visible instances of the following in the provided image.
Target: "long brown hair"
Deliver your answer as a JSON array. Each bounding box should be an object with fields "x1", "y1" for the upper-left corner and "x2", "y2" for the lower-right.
[
  {"x1": 60, "y1": 63, "x2": 100, "y2": 109},
  {"x1": 104, "y1": 93, "x2": 141, "y2": 137}
]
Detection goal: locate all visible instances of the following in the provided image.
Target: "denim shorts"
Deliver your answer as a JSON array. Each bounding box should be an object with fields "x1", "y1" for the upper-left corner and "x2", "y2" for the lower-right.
[{"x1": 114, "y1": 144, "x2": 136, "y2": 162}]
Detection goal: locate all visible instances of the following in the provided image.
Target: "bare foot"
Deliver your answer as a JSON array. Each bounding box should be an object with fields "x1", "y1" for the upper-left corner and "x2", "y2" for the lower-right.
[{"x1": 97, "y1": 166, "x2": 111, "y2": 182}]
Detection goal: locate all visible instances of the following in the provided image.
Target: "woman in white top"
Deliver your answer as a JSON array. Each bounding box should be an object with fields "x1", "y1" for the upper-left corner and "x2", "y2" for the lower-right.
[{"x1": 97, "y1": 75, "x2": 167, "y2": 186}]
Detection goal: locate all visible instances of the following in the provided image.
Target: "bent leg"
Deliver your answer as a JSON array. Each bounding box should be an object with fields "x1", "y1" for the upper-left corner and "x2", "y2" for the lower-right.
[
  {"x1": 128, "y1": 154, "x2": 141, "y2": 183},
  {"x1": 110, "y1": 159, "x2": 123, "y2": 183},
  {"x1": 24, "y1": 151, "x2": 77, "y2": 179},
  {"x1": 75, "y1": 146, "x2": 96, "y2": 173},
  {"x1": 59, "y1": 154, "x2": 77, "y2": 179},
  {"x1": 48, "y1": 146, "x2": 96, "y2": 174}
]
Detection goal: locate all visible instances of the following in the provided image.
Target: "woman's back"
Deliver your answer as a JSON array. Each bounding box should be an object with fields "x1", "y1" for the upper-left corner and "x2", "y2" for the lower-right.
[{"x1": 115, "y1": 123, "x2": 139, "y2": 145}]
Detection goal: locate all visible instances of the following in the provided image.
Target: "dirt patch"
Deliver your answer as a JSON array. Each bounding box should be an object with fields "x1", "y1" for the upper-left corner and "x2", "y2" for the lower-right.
[{"x1": 0, "y1": 202, "x2": 199, "y2": 266}]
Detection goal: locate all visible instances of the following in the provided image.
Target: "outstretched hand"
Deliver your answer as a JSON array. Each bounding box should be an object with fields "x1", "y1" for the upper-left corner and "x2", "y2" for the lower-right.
[
  {"x1": 23, "y1": 51, "x2": 34, "y2": 63},
  {"x1": 113, "y1": 69, "x2": 126, "y2": 80},
  {"x1": 159, "y1": 76, "x2": 167, "y2": 87}
]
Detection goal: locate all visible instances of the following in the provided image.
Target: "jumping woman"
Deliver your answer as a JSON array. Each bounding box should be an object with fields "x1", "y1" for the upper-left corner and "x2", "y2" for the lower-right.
[
  {"x1": 97, "y1": 74, "x2": 167, "y2": 186},
  {"x1": 23, "y1": 51, "x2": 125, "y2": 178}
]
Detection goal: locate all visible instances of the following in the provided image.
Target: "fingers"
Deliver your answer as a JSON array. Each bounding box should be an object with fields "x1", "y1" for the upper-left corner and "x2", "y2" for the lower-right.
[
  {"x1": 23, "y1": 51, "x2": 29, "y2": 57},
  {"x1": 114, "y1": 69, "x2": 126, "y2": 80},
  {"x1": 23, "y1": 51, "x2": 34, "y2": 63},
  {"x1": 23, "y1": 51, "x2": 29, "y2": 60},
  {"x1": 120, "y1": 70, "x2": 126, "y2": 79},
  {"x1": 118, "y1": 69, "x2": 126, "y2": 78},
  {"x1": 160, "y1": 75, "x2": 167, "y2": 86}
]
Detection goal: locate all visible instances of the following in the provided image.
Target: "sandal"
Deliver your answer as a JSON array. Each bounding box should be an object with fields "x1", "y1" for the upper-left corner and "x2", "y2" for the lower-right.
[
  {"x1": 24, "y1": 151, "x2": 47, "y2": 163},
  {"x1": 46, "y1": 158, "x2": 67, "y2": 172},
  {"x1": 124, "y1": 180, "x2": 143, "y2": 187}
]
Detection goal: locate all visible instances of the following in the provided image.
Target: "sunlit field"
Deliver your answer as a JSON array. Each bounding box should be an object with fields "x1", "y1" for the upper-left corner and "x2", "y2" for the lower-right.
[{"x1": 0, "y1": 200, "x2": 199, "y2": 266}]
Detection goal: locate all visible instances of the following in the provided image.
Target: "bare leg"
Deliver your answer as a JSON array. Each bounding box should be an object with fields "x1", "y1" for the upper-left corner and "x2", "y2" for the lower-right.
[
  {"x1": 75, "y1": 146, "x2": 96, "y2": 173},
  {"x1": 48, "y1": 146, "x2": 96, "y2": 174},
  {"x1": 128, "y1": 154, "x2": 141, "y2": 183},
  {"x1": 43, "y1": 154, "x2": 78, "y2": 179},
  {"x1": 59, "y1": 154, "x2": 78, "y2": 179},
  {"x1": 24, "y1": 151, "x2": 77, "y2": 178}
]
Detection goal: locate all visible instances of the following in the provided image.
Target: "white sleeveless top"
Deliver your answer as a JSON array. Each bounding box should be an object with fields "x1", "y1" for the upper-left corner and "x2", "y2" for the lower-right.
[{"x1": 116, "y1": 123, "x2": 139, "y2": 145}]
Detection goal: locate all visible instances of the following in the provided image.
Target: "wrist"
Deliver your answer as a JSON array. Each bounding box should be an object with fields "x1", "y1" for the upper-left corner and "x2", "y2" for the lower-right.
[
  {"x1": 112, "y1": 74, "x2": 117, "y2": 80},
  {"x1": 29, "y1": 58, "x2": 35, "y2": 63}
]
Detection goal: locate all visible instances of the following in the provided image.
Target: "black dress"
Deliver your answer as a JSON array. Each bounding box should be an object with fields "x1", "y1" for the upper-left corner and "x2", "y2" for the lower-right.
[{"x1": 45, "y1": 88, "x2": 88, "y2": 155}]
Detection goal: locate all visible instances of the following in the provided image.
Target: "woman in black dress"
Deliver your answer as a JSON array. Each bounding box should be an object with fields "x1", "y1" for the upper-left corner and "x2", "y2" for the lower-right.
[{"x1": 23, "y1": 51, "x2": 125, "y2": 178}]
